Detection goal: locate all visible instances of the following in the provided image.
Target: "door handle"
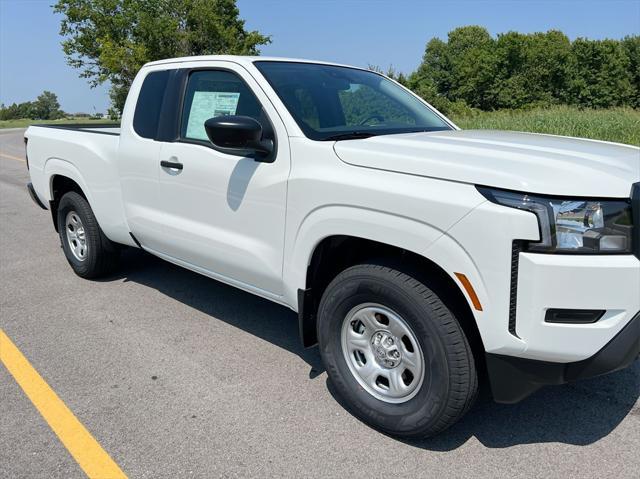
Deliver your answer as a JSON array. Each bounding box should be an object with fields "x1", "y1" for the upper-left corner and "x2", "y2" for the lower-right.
[{"x1": 161, "y1": 160, "x2": 183, "y2": 170}]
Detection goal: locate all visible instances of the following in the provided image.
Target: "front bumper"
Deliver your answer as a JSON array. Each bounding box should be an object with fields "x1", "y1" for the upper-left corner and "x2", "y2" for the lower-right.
[
  {"x1": 487, "y1": 310, "x2": 640, "y2": 403},
  {"x1": 513, "y1": 253, "x2": 640, "y2": 362}
]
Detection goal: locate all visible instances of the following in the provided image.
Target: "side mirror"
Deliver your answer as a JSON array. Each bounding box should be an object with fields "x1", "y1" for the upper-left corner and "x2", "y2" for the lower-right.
[{"x1": 204, "y1": 115, "x2": 274, "y2": 161}]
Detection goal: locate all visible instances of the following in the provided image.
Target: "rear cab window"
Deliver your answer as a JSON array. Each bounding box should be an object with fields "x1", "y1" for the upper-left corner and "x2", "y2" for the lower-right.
[{"x1": 133, "y1": 70, "x2": 170, "y2": 139}]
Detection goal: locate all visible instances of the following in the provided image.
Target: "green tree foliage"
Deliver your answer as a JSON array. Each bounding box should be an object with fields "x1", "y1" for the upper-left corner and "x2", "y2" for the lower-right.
[
  {"x1": 622, "y1": 36, "x2": 640, "y2": 108},
  {"x1": 409, "y1": 26, "x2": 639, "y2": 113},
  {"x1": 32, "y1": 91, "x2": 65, "y2": 120},
  {"x1": 0, "y1": 91, "x2": 64, "y2": 120},
  {"x1": 491, "y1": 30, "x2": 572, "y2": 109},
  {"x1": 566, "y1": 38, "x2": 633, "y2": 108},
  {"x1": 54, "y1": 0, "x2": 271, "y2": 113}
]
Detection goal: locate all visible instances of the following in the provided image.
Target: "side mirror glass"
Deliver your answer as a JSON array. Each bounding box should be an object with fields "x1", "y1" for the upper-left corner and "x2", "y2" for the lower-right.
[{"x1": 204, "y1": 115, "x2": 274, "y2": 161}]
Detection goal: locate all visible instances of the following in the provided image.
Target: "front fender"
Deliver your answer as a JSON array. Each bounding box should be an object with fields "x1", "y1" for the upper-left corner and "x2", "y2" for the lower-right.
[{"x1": 283, "y1": 205, "x2": 448, "y2": 307}]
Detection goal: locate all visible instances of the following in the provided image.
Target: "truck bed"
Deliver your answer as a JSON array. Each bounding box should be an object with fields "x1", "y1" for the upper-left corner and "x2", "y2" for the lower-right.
[{"x1": 25, "y1": 122, "x2": 131, "y2": 245}]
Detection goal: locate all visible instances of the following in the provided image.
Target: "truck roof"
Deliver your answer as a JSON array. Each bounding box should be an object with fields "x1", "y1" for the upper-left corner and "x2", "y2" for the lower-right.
[{"x1": 143, "y1": 55, "x2": 356, "y2": 70}]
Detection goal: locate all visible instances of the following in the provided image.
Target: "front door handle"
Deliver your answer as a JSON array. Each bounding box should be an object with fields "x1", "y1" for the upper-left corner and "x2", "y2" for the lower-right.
[{"x1": 160, "y1": 160, "x2": 183, "y2": 170}]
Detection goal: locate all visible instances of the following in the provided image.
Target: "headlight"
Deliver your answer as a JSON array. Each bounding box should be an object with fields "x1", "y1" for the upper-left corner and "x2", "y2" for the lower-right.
[{"x1": 477, "y1": 186, "x2": 633, "y2": 254}]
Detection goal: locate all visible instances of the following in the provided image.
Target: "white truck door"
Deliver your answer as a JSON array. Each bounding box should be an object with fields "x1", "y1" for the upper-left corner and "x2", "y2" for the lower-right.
[
  {"x1": 153, "y1": 64, "x2": 291, "y2": 296},
  {"x1": 118, "y1": 68, "x2": 170, "y2": 252}
]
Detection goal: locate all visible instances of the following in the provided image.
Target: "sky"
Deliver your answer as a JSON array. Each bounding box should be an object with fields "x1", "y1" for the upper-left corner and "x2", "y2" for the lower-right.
[{"x1": 1, "y1": 0, "x2": 639, "y2": 113}]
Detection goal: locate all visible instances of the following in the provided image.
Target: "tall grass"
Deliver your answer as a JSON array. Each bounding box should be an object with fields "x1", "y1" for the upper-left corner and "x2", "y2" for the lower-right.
[{"x1": 450, "y1": 106, "x2": 640, "y2": 146}]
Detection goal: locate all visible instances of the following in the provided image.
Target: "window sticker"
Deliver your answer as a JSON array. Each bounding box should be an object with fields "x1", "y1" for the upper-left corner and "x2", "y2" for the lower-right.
[{"x1": 185, "y1": 91, "x2": 241, "y2": 140}]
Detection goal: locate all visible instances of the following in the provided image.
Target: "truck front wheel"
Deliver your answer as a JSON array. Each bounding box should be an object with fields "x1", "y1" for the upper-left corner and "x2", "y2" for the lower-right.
[
  {"x1": 56, "y1": 191, "x2": 119, "y2": 279},
  {"x1": 317, "y1": 262, "x2": 478, "y2": 438}
]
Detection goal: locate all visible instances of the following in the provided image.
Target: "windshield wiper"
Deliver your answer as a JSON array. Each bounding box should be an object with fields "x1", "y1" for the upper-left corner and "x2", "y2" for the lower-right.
[{"x1": 322, "y1": 132, "x2": 378, "y2": 141}]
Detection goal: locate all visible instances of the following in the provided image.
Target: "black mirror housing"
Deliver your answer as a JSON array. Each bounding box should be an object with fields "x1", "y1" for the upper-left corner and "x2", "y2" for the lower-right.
[{"x1": 204, "y1": 115, "x2": 274, "y2": 161}]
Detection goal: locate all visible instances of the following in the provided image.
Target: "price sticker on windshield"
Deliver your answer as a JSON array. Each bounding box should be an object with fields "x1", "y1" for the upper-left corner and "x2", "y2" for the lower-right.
[{"x1": 185, "y1": 91, "x2": 241, "y2": 140}]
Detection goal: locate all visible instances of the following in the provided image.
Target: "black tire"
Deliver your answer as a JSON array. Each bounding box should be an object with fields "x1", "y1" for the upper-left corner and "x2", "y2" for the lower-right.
[
  {"x1": 57, "y1": 191, "x2": 119, "y2": 279},
  {"x1": 317, "y1": 262, "x2": 478, "y2": 438}
]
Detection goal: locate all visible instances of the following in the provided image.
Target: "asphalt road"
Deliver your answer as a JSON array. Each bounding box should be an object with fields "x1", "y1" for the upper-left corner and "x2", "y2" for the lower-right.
[{"x1": 1, "y1": 127, "x2": 639, "y2": 479}]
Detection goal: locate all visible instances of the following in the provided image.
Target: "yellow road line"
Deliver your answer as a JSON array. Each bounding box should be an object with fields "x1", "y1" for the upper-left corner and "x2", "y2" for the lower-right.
[
  {"x1": 0, "y1": 152, "x2": 25, "y2": 162},
  {"x1": 0, "y1": 329, "x2": 127, "y2": 479}
]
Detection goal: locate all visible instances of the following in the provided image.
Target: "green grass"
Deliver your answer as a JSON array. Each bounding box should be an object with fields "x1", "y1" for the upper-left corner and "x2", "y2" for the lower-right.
[
  {"x1": 450, "y1": 106, "x2": 640, "y2": 146},
  {"x1": 0, "y1": 118, "x2": 117, "y2": 129}
]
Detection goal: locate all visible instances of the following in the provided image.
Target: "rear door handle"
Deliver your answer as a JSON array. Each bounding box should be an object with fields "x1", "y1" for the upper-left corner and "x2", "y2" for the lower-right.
[{"x1": 160, "y1": 160, "x2": 183, "y2": 170}]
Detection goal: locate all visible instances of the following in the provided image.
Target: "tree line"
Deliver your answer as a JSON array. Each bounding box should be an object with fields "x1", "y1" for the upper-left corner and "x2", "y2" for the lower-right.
[
  {"x1": 393, "y1": 26, "x2": 639, "y2": 115},
  {"x1": 0, "y1": 91, "x2": 65, "y2": 121}
]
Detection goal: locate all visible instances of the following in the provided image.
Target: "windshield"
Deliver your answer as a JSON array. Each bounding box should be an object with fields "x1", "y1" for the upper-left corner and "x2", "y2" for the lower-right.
[{"x1": 254, "y1": 61, "x2": 452, "y2": 140}]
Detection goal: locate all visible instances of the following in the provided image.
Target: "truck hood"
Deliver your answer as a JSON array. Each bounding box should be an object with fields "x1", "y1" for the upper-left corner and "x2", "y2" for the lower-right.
[{"x1": 333, "y1": 129, "x2": 640, "y2": 197}]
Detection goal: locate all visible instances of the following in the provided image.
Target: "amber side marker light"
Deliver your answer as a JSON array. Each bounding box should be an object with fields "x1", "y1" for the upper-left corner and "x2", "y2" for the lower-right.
[{"x1": 454, "y1": 272, "x2": 483, "y2": 312}]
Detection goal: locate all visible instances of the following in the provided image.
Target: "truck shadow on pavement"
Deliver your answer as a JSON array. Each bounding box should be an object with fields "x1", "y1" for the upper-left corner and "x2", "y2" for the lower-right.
[
  {"x1": 335, "y1": 362, "x2": 639, "y2": 450},
  {"x1": 107, "y1": 248, "x2": 326, "y2": 376},
  {"x1": 108, "y1": 248, "x2": 639, "y2": 450}
]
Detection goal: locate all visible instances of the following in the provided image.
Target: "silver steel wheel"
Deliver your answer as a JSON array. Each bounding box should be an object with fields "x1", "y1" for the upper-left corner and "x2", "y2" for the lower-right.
[
  {"x1": 341, "y1": 303, "x2": 425, "y2": 403},
  {"x1": 65, "y1": 211, "x2": 88, "y2": 261}
]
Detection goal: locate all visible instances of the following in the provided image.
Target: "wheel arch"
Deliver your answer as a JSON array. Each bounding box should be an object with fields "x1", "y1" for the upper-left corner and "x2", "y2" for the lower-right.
[
  {"x1": 48, "y1": 167, "x2": 91, "y2": 232},
  {"x1": 297, "y1": 234, "x2": 487, "y2": 374},
  {"x1": 43, "y1": 159, "x2": 132, "y2": 246}
]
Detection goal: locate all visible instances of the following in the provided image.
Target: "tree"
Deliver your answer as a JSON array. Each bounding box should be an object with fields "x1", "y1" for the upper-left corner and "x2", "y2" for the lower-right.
[
  {"x1": 54, "y1": 0, "x2": 271, "y2": 113},
  {"x1": 621, "y1": 36, "x2": 640, "y2": 108},
  {"x1": 407, "y1": 37, "x2": 453, "y2": 112},
  {"x1": 445, "y1": 26, "x2": 498, "y2": 109},
  {"x1": 566, "y1": 38, "x2": 633, "y2": 108},
  {"x1": 32, "y1": 91, "x2": 64, "y2": 120},
  {"x1": 490, "y1": 30, "x2": 571, "y2": 109}
]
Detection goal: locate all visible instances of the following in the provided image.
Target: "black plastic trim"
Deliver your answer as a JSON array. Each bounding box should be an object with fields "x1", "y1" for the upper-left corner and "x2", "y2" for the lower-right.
[
  {"x1": 49, "y1": 200, "x2": 58, "y2": 232},
  {"x1": 544, "y1": 308, "x2": 605, "y2": 324},
  {"x1": 31, "y1": 123, "x2": 120, "y2": 136},
  {"x1": 477, "y1": 184, "x2": 631, "y2": 203},
  {"x1": 160, "y1": 160, "x2": 183, "y2": 170},
  {"x1": 487, "y1": 310, "x2": 640, "y2": 404},
  {"x1": 508, "y1": 241, "x2": 522, "y2": 337},
  {"x1": 129, "y1": 232, "x2": 143, "y2": 249},
  {"x1": 26, "y1": 182, "x2": 47, "y2": 209},
  {"x1": 298, "y1": 288, "x2": 317, "y2": 348},
  {"x1": 632, "y1": 182, "x2": 639, "y2": 260},
  {"x1": 156, "y1": 68, "x2": 188, "y2": 142}
]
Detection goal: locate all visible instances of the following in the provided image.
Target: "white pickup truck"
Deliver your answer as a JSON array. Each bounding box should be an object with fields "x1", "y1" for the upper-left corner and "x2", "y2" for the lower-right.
[{"x1": 25, "y1": 56, "x2": 639, "y2": 438}]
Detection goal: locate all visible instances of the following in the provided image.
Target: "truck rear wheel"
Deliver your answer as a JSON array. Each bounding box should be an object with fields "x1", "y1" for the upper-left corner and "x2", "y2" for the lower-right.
[
  {"x1": 317, "y1": 262, "x2": 477, "y2": 438},
  {"x1": 57, "y1": 191, "x2": 119, "y2": 279}
]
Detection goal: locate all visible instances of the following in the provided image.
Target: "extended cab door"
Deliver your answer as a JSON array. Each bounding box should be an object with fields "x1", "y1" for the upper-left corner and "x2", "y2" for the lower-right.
[
  {"x1": 118, "y1": 68, "x2": 171, "y2": 252},
  {"x1": 152, "y1": 63, "x2": 291, "y2": 297}
]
